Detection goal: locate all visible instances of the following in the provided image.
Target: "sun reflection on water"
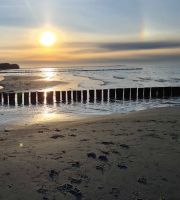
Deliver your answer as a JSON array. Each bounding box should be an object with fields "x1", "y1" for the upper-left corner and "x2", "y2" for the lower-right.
[
  {"x1": 25, "y1": 104, "x2": 78, "y2": 125},
  {"x1": 42, "y1": 68, "x2": 56, "y2": 81}
]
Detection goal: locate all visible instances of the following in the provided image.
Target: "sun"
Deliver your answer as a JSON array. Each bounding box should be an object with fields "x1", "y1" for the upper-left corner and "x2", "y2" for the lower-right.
[{"x1": 40, "y1": 31, "x2": 56, "y2": 47}]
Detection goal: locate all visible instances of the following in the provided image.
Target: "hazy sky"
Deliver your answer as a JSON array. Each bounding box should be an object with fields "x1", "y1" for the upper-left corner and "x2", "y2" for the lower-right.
[{"x1": 0, "y1": 0, "x2": 180, "y2": 67}]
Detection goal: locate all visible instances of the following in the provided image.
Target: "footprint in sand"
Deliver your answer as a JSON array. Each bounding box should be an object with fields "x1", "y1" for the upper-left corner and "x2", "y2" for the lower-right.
[
  {"x1": 50, "y1": 134, "x2": 65, "y2": 139},
  {"x1": 98, "y1": 155, "x2": 108, "y2": 162},
  {"x1": 87, "y1": 152, "x2": 97, "y2": 159}
]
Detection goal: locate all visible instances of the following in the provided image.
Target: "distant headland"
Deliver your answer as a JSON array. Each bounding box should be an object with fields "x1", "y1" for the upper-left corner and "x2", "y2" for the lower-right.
[{"x1": 0, "y1": 63, "x2": 20, "y2": 70}]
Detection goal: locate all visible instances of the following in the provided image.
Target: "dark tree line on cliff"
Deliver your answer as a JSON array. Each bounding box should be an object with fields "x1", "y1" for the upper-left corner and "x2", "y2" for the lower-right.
[{"x1": 0, "y1": 63, "x2": 19, "y2": 70}]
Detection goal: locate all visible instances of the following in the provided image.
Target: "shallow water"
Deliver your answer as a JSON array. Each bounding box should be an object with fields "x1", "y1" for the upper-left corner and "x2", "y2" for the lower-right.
[
  {"x1": 0, "y1": 64, "x2": 180, "y2": 126},
  {"x1": 0, "y1": 97, "x2": 180, "y2": 128},
  {"x1": 0, "y1": 65, "x2": 180, "y2": 91}
]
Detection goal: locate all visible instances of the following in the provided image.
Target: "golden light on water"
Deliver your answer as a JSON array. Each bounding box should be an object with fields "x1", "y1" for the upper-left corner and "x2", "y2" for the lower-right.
[
  {"x1": 40, "y1": 31, "x2": 56, "y2": 47},
  {"x1": 42, "y1": 68, "x2": 56, "y2": 81}
]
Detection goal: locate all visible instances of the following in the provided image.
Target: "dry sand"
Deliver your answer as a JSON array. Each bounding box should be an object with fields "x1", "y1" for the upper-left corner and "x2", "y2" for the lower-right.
[
  {"x1": 0, "y1": 107, "x2": 180, "y2": 200},
  {"x1": 0, "y1": 76, "x2": 67, "y2": 92}
]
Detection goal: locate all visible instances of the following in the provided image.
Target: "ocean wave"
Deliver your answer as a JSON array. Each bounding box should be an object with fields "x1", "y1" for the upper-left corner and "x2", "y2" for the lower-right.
[
  {"x1": 170, "y1": 78, "x2": 180, "y2": 83},
  {"x1": 0, "y1": 67, "x2": 143, "y2": 74},
  {"x1": 138, "y1": 77, "x2": 152, "y2": 81},
  {"x1": 113, "y1": 76, "x2": 125, "y2": 80},
  {"x1": 155, "y1": 79, "x2": 169, "y2": 83}
]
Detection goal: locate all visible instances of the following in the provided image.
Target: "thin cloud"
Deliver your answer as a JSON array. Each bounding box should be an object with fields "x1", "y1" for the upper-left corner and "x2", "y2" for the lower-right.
[
  {"x1": 99, "y1": 41, "x2": 180, "y2": 51},
  {"x1": 66, "y1": 40, "x2": 180, "y2": 52}
]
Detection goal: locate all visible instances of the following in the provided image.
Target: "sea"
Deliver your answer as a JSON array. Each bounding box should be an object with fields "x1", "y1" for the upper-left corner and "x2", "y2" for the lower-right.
[{"x1": 0, "y1": 64, "x2": 180, "y2": 127}]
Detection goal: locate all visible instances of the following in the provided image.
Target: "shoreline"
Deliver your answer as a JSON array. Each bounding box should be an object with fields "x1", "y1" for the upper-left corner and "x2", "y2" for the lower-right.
[
  {"x1": 0, "y1": 107, "x2": 180, "y2": 199},
  {"x1": 12, "y1": 106, "x2": 176, "y2": 130}
]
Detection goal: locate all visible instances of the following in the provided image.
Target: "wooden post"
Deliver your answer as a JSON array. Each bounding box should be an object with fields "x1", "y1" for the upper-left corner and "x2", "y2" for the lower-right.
[
  {"x1": 83, "y1": 90, "x2": 87, "y2": 103},
  {"x1": 77, "y1": 90, "x2": 81, "y2": 102},
  {"x1": 73, "y1": 91, "x2": 77, "y2": 102},
  {"x1": 24, "y1": 92, "x2": 29, "y2": 105},
  {"x1": 46, "y1": 91, "x2": 53, "y2": 104},
  {"x1": 62, "y1": 91, "x2": 66, "y2": 103},
  {"x1": 116, "y1": 88, "x2": 123, "y2": 100},
  {"x1": 89, "y1": 90, "x2": 95, "y2": 103},
  {"x1": 164, "y1": 87, "x2": 171, "y2": 98},
  {"x1": 109, "y1": 89, "x2": 115, "y2": 101},
  {"x1": 31, "y1": 92, "x2": 36, "y2": 105},
  {"x1": 124, "y1": 88, "x2": 130, "y2": 100},
  {"x1": 3, "y1": 93, "x2": 8, "y2": 105},
  {"x1": 172, "y1": 87, "x2": 180, "y2": 97},
  {"x1": 103, "y1": 89, "x2": 108, "y2": 102},
  {"x1": 157, "y1": 87, "x2": 163, "y2": 98},
  {"x1": 138, "y1": 88, "x2": 144, "y2": 99},
  {"x1": 151, "y1": 87, "x2": 159, "y2": 98},
  {"x1": 17, "y1": 93, "x2": 22, "y2": 105},
  {"x1": 55, "y1": 91, "x2": 60, "y2": 103},
  {"x1": 131, "y1": 88, "x2": 137, "y2": 100},
  {"x1": 38, "y1": 92, "x2": 44, "y2": 104},
  {"x1": 9, "y1": 93, "x2": 15, "y2": 106},
  {"x1": 96, "y1": 90, "x2": 102, "y2": 102},
  {"x1": 67, "y1": 91, "x2": 71, "y2": 103},
  {"x1": 144, "y1": 88, "x2": 150, "y2": 99}
]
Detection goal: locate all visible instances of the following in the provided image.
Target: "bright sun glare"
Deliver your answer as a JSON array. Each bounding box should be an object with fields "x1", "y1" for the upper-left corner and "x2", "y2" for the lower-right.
[{"x1": 40, "y1": 31, "x2": 56, "y2": 47}]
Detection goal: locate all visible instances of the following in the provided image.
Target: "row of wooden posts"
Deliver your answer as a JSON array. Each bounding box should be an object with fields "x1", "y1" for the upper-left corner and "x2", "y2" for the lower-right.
[{"x1": 0, "y1": 87, "x2": 179, "y2": 106}]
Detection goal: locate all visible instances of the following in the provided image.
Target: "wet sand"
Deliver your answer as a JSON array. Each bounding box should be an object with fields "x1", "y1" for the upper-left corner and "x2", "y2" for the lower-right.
[
  {"x1": 0, "y1": 107, "x2": 180, "y2": 200},
  {"x1": 0, "y1": 76, "x2": 67, "y2": 92}
]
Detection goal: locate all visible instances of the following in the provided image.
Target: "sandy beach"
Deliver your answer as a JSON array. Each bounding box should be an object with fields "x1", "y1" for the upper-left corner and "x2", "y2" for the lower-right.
[
  {"x1": 0, "y1": 107, "x2": 179, "y2": 200},
  {"x1": 1, "y1": 0, "x2": 180, "y2": 200}
]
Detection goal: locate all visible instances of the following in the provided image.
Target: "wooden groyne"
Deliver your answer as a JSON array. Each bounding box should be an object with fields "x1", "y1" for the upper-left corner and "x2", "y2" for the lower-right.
[{"x1": 0, "y1": 87, "x2": 179, "y2": 106}]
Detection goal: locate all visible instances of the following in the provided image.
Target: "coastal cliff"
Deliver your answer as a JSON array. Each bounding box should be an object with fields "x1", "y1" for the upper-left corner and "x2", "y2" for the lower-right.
[{"x1": 0, "y1": 63, "x2": 20, "y2": 70}]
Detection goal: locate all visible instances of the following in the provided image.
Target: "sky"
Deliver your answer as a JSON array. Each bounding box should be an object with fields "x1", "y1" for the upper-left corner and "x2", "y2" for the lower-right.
[{"x1": 0, "y1": 0, "x2": 180, "y2": 67}]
